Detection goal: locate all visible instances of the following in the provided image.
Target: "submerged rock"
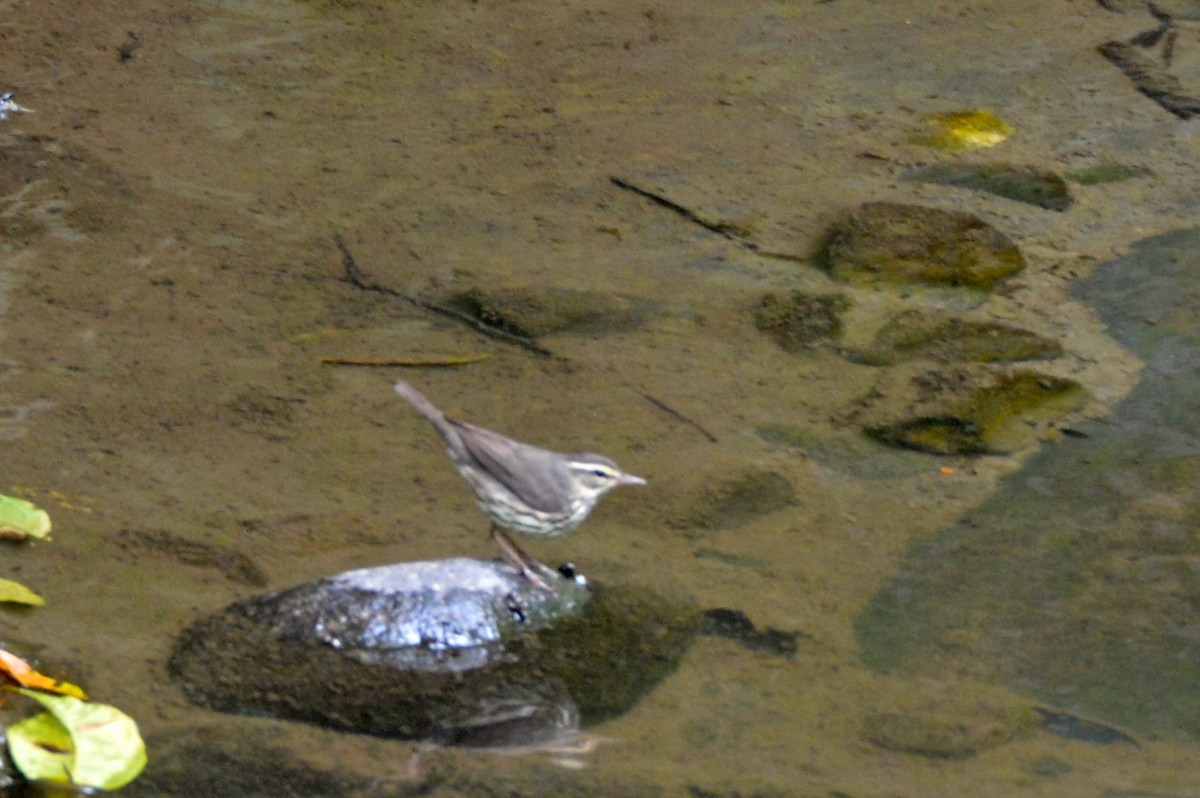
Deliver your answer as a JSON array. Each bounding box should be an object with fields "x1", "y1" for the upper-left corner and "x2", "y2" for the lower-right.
[
  {"x1": 169, "y1": 558, "x2": 696, "y2": 746},
  {"x1": 856, "y1": 228, "x2": 1200, "y2": 742},
  {"x1": 862, "y1": 681, "x2": 1037, "y2": 759},
  {"x1": 753, "y1": 291, "x2": 849, "y2": 351},
  {"x1": 850, "y1": 309, "x2": 1063, "y2": 366},
  {"x1": 820, "y1": 202, "x2": 1025, "y2": 292},
  {"x1": 859, "y1": 367, "x2": 1085, "y2": 455},
  {"x1": 903, "y1": 162, "x2": 1073, "y2": 211}
]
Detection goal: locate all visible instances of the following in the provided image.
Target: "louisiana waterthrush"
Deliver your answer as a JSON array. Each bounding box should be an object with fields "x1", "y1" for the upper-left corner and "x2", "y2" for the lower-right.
[{"x1": 394, "y1": 381, "x2": 645, "y2": 585}]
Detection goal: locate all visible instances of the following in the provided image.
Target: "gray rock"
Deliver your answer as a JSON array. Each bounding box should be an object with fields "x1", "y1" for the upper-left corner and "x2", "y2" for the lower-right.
[{"x1": 169, "y1": 558, "x2": 696, "y2": 746}]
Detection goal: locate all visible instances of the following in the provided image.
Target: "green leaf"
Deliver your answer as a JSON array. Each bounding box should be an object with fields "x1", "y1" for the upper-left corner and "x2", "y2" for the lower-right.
[
  {"x1": 9, "y1": 690, "x2": 147, "y2": 790},
  {"x1": 0, "y1": 578, "x2": 44, "y2": 606},
  {"x1": 0, "y1": 494, "x2": 51, "y2": 541},
  {"x1": 6, "y1": 710, "x2": 73, "y2": 783}
]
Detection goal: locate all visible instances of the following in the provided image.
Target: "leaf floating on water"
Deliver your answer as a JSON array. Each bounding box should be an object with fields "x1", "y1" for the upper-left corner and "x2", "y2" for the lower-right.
[
  {"x1": 8, "y1": 690, "x2": 146, "y2": 791},
  {"x1": 0, "y1": 649, "x2": 87, "y2": 698},
  {"x1": 915, "y1": 110, "x2": 1014, "y2": 152},
  {"x1": 0, "y1": 493, "x2": 52, "y2": 541},
  {"x1": 0, "y1": 578, "x2": 45, "y2": 606}
]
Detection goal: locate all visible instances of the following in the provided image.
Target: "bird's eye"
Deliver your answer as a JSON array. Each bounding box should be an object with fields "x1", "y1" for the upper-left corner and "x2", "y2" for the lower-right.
[{"x1": 592, "y1": 469, "x2": 608, "y2": 478}]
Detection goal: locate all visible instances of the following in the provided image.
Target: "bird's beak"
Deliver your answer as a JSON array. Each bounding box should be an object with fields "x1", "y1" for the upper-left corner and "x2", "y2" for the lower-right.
[{"x1": 619, "y1": 472, "x2": 647, "y2": 486}]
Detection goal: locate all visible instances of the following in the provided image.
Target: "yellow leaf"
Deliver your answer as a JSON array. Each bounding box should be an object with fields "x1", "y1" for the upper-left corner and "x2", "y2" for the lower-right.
[
  {"x1": 0, "y1": 494, "x2": 51, "y2": 541},
  {"x1": 915, "y1": 110, "x2": 1014, "y2": 152},
  {"x1": 0, "y1": 578, "x2": 45, "y2": 606},
  {"x1": 9, "y1": 690, "x2": 146, "y2": 790},
  {"x1": 0, "y1": 649, "x2": 88, "y2": 699}
]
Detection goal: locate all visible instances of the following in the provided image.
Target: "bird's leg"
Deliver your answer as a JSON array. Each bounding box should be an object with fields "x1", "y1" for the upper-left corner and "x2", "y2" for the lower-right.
[{"x1": 491, "y1": 524, "x2": 554, "y2": 591}]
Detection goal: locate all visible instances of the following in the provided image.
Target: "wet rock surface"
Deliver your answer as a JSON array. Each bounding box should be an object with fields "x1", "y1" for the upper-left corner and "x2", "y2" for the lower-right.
[{"x1": 169, "y1": 558, "x2": 697, "y2": 745}]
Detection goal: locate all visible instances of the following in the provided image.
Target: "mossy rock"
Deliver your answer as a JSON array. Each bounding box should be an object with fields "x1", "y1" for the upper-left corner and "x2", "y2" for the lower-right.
[
  {"x1": 820, "y1": 202, "x2": 1025, "y2": 291},
  {"x1": 862, "y1": 368, "x2": 1086, "y2": 455},
  {"x1": 754, "y1": 291, "x2": 849, "y2": 351},
  {"x1": 851, "y1": 309, "x2": 1063, "y2": 365},
  {"x1": 903, "y1": 162, "x2": 1073, "y2": 211}
]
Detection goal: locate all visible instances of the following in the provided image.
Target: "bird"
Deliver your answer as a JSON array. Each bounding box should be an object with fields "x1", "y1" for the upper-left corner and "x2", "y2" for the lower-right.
[{"x1": 393, "y1": 381, "x2": 646, "y2": 587}]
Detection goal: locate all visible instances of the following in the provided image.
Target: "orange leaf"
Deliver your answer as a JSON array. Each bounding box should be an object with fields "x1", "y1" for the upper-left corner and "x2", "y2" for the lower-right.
[{"x1": 0, "y1": 649, "x2": 87, "y2": 700}]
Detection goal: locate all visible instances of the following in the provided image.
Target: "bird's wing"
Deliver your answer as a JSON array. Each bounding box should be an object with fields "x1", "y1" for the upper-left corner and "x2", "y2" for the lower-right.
[{"x1": 453, "y1": 421, "x2": 570, "y2": 513}]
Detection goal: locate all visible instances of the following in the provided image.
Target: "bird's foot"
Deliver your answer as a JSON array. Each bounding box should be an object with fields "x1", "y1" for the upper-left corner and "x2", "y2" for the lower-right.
[{"x1": 491, "y1": 526, "x2": 555, "y2": 592}]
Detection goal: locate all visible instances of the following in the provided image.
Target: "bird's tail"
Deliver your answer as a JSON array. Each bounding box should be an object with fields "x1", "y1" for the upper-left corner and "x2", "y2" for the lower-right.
[{"x1": 394, "y1": 381, "x2": 446, "y2": 424}]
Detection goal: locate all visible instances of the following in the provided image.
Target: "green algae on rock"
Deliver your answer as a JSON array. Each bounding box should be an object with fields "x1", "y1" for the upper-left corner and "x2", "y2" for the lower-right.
[
  {"x1": 754, "y1": 291, "x2": 849, "y2": 351},
  {"x1": 902, "y1": 162, "x2": 1073, "y2": 212},
  {"x1": 1064, "y1": 162, "x2": 1152, "y2": 185},
  {"x1": 820, "y1": 203, "x2": 1025, "y2": 291},
  {"x1": 863, "y1": 368, "x2": 1085, "y2": 455},
  {"x1": 851, "y1": 309, "x2": 1063, "y2": 366}
]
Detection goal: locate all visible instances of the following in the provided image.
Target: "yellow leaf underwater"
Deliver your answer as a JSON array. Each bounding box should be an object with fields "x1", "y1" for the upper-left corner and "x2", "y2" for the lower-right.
[
  {"x1": 0, "y1": 579, "x2": 45, "y2": 606},
  {"x1": 0, "y1": 494, "x2": 51, "y2": 541},
  {"x1": 8, "y1": 690, "x2": 146, "y2": 791},
  {"x1": 0, "y1": 649, "x2": 87, "y2": 699},
  {"x1": 915, "y1": 110, "x2": 1014, "y2": 152}
]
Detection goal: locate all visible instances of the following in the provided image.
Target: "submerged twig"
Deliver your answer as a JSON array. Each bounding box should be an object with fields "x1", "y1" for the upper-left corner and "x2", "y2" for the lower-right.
[
  {"x1": 320, "y1": 354, "x2": 490, "y2": 368},
  {"x1": 610, "y1": 176, "x2": 754, "y2": 248},
  {"x1": 1098, "y1": 40, "x2": 1200, "y2": 119},
  {"x1": 412, "y1": 297, "x2": 557, "y2": 359},
  {"x1": 608, "y1": 177, "x2": 806, "y2": 264},
  {"x1": 334, "y1": 233, "x2": 557, "y2": 359},
  {"x1": 641, "y1": 392, "x2": 718, "y2": 443}
]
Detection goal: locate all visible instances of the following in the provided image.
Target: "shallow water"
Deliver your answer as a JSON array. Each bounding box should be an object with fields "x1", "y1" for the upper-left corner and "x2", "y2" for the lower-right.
[{"x1": 1, "y1": 1, "x2": 1198, "y2": 795}]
